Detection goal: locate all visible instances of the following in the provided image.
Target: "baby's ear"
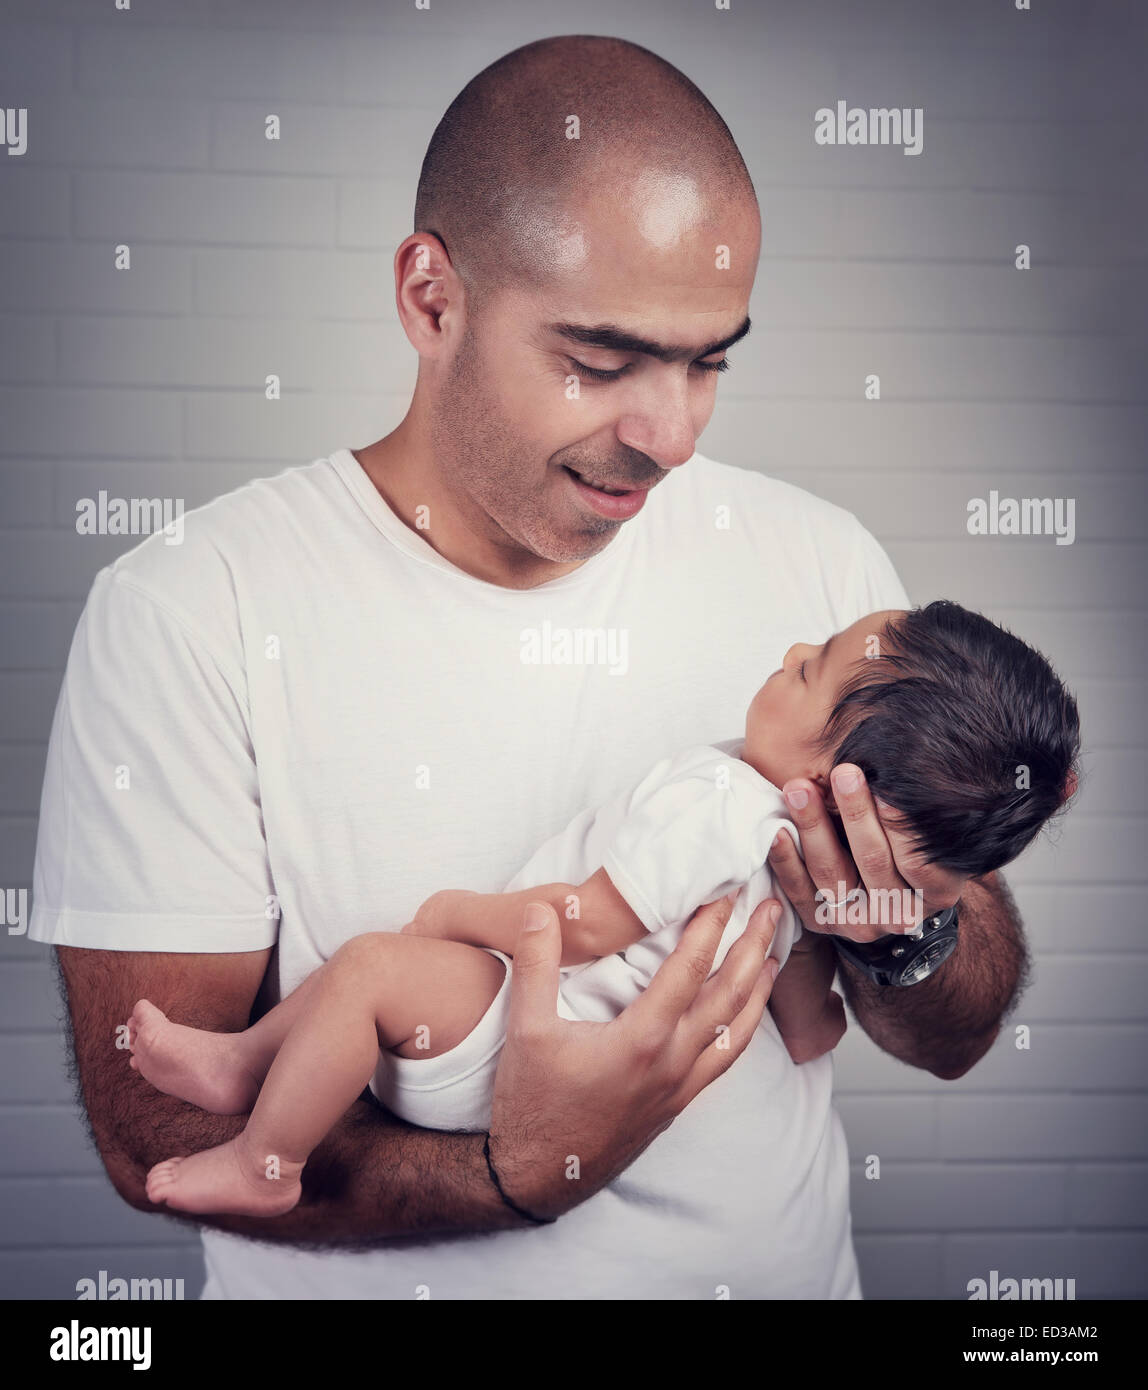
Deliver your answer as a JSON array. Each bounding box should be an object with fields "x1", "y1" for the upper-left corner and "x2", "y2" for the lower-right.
[{"x1": 812, "y1": 771, "x2": 838, "y2": 814}]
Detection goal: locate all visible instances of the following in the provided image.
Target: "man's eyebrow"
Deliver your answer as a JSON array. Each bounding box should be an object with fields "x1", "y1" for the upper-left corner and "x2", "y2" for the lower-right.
[{"x1": 545, "y1": 315, "x2": 752, "y2": 364}]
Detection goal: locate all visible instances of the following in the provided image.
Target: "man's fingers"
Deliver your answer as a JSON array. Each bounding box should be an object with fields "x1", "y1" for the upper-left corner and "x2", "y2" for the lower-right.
[
  {"x1": 628, "y1": 891, "x2": 737, "y2": 1034},
  {"x1": 767, "y1": 826, "x2": 824, "y2": 928},
  {"x1": 829, "y1": 765, "x2": 911, "y2": 901},
  {"x1": 781, "y1": 777, "x2": 852, "y2": 885},
  {"x1": 771, "y1": 775, "x2": 930, "y2": 937},
  {"x1": 768, "y1": 823, "x2": 857, "y2": 934},
  {"x1": 678, "y1": 899, "x2": 778, "y2": 1064},
  {"x1": 876, "y1": 798, "x2": 966, "y2": 913},
  {"x1": 682, "y1": 945, "x2": 778, "y2": 1101},
  {"x1": 504, "y1": 901, "x2": 562, "y2": 1039},
  {"x1": 774, "y1": 780, "x2": 862, "y2": 924}
]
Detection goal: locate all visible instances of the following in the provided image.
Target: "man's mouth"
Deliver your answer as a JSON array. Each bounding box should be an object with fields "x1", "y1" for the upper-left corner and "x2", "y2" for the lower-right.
[{"x1": 562, "y1": 466, "x2": 645, "y2": 496}]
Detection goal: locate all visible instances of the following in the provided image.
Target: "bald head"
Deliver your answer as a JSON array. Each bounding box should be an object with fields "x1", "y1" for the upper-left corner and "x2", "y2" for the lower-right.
[{"x1": 414, "y1": 35, "x2": 757, "y2": 308}]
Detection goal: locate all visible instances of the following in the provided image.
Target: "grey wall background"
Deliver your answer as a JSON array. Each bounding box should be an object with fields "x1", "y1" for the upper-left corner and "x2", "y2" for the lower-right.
[{"x1": 1, "y1": 0, "x2": 1145, "y2": 1300}]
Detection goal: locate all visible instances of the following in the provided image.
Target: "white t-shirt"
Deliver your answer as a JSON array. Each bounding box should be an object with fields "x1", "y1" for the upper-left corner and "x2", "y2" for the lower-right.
[{"x1": 30, "y1": 446, "x2": 910, "y2": 1300}]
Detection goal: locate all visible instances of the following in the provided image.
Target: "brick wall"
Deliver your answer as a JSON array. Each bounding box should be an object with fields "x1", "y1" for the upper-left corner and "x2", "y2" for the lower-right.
[{"x1": 1, "y1": 0, "x2": 1143, "y2": 1299}]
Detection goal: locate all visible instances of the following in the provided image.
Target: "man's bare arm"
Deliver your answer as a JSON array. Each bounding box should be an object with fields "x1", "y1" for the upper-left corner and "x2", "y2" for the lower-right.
[
  {"x1": 767, "y1": 765, "x2": 1033, "y2": 1081},
  {"x1": 55, "y1": 944, "x2": 519, "y2": 1247},
  {"x1": 55, "y1": 890, "x2": 776, "y2": 1244},
  {"x1": 832, "y1": 872, "x2": 1031, "y2": 1079}
]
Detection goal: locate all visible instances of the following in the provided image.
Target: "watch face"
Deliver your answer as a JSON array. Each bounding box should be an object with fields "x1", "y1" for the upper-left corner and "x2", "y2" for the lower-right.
[{"x1": 898, "y1": 933, "x2": 958, "y2": 986}]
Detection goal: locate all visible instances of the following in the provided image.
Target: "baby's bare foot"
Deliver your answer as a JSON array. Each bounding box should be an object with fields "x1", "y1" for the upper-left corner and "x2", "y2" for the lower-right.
[
  {"x1": 145, "y1": 1135, "x2": 303, "y2": 1217},
  {"x1": 128, "y1": 999, "x2": 261, "y2": 1114}
]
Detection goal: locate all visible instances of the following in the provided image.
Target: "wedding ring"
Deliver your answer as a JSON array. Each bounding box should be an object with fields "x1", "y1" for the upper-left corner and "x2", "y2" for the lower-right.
[{"x1": 817, "y1": 886, "x2": 863, "y2": 911}]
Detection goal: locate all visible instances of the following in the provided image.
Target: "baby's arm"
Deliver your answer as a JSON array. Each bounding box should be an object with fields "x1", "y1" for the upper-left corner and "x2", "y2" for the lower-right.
[
  {"x1": 767, "y1": 933, "x2": 848, "y2": 1064},
  {"x1": 406, "y1": 869, "x2": 648, "y2": 967}
]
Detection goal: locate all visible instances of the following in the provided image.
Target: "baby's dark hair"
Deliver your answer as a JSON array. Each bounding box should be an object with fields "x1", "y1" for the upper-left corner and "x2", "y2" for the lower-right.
[{"x1": 816, "y1": 601, "x2": 1081, "y2": 877}]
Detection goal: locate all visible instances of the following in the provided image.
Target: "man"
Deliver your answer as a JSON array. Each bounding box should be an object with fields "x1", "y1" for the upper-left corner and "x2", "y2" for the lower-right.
[{"x1": 30, "y1": 35, "x2": 1026, "y2": 1298}]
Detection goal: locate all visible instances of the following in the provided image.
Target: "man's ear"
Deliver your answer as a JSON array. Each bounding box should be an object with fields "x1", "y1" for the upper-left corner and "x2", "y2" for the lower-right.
[{"x1": 393, "y1": 231, "x2": 462, "y2": 356}]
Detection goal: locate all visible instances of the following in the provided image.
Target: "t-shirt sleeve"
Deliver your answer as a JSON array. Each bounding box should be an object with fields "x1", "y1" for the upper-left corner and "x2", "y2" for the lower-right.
[
  {"x1": 601, "y1": 749, "x2": 787, "y2": 933},
  {"x1": 29, "y1": 569, "x2": 278, "y2": 952}
]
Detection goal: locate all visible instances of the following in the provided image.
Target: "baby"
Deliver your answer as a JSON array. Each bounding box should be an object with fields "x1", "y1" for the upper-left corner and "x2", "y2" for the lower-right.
[{"x1": 128, "y1": 599, "x2": 1081, "y2": 1217}]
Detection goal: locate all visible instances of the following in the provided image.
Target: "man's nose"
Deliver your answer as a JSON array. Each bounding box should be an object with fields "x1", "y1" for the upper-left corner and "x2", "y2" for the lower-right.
[{"x1": 615, "y1": 385, "x2": 698, "y2": 469}]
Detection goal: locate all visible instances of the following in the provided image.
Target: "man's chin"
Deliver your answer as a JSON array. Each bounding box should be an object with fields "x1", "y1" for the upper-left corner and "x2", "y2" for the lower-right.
[{"x1": 543, "y1": 518, "x2": 622, "y2": 562}]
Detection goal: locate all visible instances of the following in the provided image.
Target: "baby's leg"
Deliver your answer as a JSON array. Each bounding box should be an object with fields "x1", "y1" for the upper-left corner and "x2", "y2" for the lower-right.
[
  {"x1": 145, "y1": 935, "x2": 505, "y2": 1216},
  {"x1": 128, "y1": 949, "x2": 338, "y2": 1115}
]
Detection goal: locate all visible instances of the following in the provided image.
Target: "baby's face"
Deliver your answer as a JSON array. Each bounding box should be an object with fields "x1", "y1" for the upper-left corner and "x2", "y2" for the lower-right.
[{"x1": 743, "y1": 609, "x2": 905, "y2": 795}]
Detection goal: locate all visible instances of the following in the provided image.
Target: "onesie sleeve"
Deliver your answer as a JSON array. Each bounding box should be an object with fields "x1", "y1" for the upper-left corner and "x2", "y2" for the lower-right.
[
  {"x1": 29, "y1": 569, "x2": 278, "y2": 952},
  {"x1": 601, "y1": 747, "x2": 786, "y2": 933}
]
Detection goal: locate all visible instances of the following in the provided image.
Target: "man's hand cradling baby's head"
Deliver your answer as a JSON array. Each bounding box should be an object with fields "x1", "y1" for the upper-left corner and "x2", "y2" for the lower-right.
[{"x1": 760, "y1": 600, "x2": 1080, "y2": 942}]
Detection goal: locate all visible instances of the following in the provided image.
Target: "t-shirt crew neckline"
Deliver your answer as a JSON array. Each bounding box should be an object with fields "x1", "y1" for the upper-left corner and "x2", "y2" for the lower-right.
[{"x1": 330, "y1": 446, "x2": 641, "y2": 599}]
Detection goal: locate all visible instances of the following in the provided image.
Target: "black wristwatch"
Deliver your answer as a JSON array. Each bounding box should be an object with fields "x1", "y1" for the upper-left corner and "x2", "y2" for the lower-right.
[{"x1": 831, "y1": 904, "x2": 960, "y2": 987}]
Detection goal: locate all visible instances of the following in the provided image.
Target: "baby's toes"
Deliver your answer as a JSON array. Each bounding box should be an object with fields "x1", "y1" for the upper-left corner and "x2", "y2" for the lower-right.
[{"x1": 145, "y1": 1159, "x2": 181, "y2": 1196}]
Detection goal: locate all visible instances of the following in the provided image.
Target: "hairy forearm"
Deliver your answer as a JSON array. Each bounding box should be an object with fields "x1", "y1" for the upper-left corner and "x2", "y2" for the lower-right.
[
  {"x1": 835, "y1": 872, "x2": 1031, "y2": 1079},
  {"x1": 104, "y1": 1087, "x2": 522, "y2": 1247},
  {"x1": 53, "y1": 947, "x2": 524, "y2": 1248}
]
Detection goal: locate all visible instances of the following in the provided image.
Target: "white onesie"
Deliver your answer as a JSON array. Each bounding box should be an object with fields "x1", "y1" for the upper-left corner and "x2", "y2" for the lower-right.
[{"x1": 370, "y1": 737, "x2": 805, "y2": 1130}]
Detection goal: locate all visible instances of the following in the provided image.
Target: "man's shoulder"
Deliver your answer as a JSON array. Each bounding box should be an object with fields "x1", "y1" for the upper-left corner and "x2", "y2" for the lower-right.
[
  {"x1": 662, "y1": 452, "x2": 908, "y2": 626},
  {"x1": 671, "y1": 451, "x2": 864, "y2": 541},
  {"x1": 80, "y1": 452, "x2": 348, "y2": 664},
  {"x1": 100, "y1": 452, "x2": 349, "y2": 598}
]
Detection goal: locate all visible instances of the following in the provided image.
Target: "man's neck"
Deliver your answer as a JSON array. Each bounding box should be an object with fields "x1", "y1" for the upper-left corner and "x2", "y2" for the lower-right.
[{"x1": 352, "y1": 423, "x2": 590, "y2": 590}]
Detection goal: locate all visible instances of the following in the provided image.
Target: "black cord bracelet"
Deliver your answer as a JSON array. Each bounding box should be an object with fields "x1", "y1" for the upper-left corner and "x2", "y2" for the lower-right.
[{"x1": 482, "y1": 1133, "x2": 557, "y2": 1226}]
